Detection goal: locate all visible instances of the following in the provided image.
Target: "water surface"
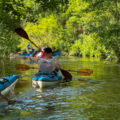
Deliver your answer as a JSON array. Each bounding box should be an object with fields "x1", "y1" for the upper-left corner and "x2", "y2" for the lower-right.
[{"x1": 0, "y1": 56, "x2": 120, "y2": 120}]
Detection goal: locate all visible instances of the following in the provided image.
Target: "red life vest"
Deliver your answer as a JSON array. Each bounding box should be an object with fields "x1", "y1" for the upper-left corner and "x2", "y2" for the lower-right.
[
  {"x1": 41, "y1": 51, "x2": 45, "y2": 58},
  {"x1": 35, "y1": 51, "x2": 45, "y2": 58}
]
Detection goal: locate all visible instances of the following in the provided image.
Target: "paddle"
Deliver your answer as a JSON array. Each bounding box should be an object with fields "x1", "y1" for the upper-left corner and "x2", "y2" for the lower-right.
[
  {"x1": 16, "y1": 63, "x2": 72, "y2": 80},
  {"x1": 0, "y1": 93, "x2": 16, "y2": 104},
  {"x1": 60, "y1": 69, "x2": 72, "y2": 80},
  {"x1": 67, "y1": 69, "x2": 93, "y2": 76},
  {"x1": 14, "y1": 28, "x2": 93, "y2": 79},
  {"x1": 15, "y1": 27, "x2": 38, "y2": 48},
  {"x1": 16, "y1": 64, "x2": 93, "y2": 76},
  {"x1": 16, "y1": 64, "x2": 37, "y2": 71},
  {"x1": 15, "y1": 27, "x2": 72, "y2": 79},
  {"x1": 15, "y1": 27, "x2": 61, "y2": 56}
]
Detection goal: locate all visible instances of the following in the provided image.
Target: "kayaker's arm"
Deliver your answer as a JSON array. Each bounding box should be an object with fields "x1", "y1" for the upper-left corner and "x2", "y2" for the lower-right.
[{"x1": 53, "y1": 59, "x2": 61, "y2": 70}]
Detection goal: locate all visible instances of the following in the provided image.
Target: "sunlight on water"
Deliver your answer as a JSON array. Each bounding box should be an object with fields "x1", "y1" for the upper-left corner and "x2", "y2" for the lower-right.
[{"x1": 0, "y1": 57, "x2": 120, "y2": 120}]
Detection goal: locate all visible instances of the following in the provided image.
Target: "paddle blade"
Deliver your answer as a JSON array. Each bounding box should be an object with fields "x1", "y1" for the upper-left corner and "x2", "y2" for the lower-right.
[
  {"x1": 16, "y1": 64, "x2": 30, "y2": 71},
  {"x1": 77, "y1": 69, "x2": 93, "y2": 76},
  {"x1": 15, "y1": 27, "x2": 30, "y2": 40},
  {"x1": 15, "y1": 27, "x2": 38, "y2": 48},
  {"x1": 60, "y1": 69, "x2": 72, "y2": 80}
]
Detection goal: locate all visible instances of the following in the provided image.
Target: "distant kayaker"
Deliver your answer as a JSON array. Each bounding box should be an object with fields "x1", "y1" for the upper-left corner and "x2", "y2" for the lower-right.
[
  {"x1": 22, "y1": 49, "x2": 27, "y2": 55},
  {"x1": 34, "y1": 47, "x2": 45, "y2": 58},
  {"x1": 31, "y1": 47, "x2": 41, "y2": 57},
  {"x1": 31, "y1": 47, "x2": 45, "y2": 58},
  {"x1": 30, "y1": 47, "x2": 61, "y2": 74},
  {"x1": 28, "y1": 47, "x2": 34, "y2": 54}
]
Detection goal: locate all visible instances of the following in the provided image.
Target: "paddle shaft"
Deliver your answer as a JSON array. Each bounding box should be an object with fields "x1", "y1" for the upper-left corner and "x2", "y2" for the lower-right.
[
  {"x1": 15, "y1": 28, "x2": 61, "y2": 55},
  {"x1": 67, "y1": 70, "x2": 92, "y2": 73},
  {"x1": 17, "y1": 65, "x2": 91, "y2": 73},
  {"x1": 16, "y1": 64, "x2": 92, "y2": 75},
  {"x1": 29, "y1": 67, "x2": 38, "y2": 69},
  {"x1": 29, "y1": 68, "x2": 92, "y2": 74},
  {"x1": 30, "y1": 67, "x2": 91, "y2": 74},
  {"x1": 27, "y1": 38, "x2": 38, "y2": 48}
]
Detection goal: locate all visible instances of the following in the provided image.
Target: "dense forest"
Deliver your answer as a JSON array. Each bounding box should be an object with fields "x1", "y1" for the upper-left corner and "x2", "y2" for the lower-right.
[{"x1": 0, "y1": 0, "x2": 120, "y2": 62}]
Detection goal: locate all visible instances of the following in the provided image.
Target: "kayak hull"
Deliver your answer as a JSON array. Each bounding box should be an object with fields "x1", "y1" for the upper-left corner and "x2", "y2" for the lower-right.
[
  {"x1": 32, "y1": 74, "x2": 62, "y2": 88},
  {"x1": 10, "y1": 53, "x2": 31, "y2": 59},
  {"x1": 0, "y1": 75, "x2": 19, "y2": 95},
  {"x1": 32, "y1": 79, "x2": 60, "y2": 88}
]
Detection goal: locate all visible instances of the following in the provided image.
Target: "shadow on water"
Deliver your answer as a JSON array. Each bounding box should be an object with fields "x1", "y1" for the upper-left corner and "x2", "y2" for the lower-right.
[{"x1": 0, "y1": 56, "x2": 120, "y2": 120}]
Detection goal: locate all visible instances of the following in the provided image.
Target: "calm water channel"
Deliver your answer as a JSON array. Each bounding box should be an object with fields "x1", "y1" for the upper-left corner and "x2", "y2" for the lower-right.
[{"x1": 0, "y1": 56, "x2": 120, "y2": 120}]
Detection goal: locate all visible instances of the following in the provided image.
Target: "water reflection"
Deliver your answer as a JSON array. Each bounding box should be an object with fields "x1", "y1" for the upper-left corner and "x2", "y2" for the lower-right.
[{"x1": 0, "y1": 57, "x2": 120, "y2": 120}]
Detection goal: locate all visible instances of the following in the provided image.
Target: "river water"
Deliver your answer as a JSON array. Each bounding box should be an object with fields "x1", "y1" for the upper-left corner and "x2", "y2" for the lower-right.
[{"x1": 0, "y1": 56, "x2": 120, "y2": 120}]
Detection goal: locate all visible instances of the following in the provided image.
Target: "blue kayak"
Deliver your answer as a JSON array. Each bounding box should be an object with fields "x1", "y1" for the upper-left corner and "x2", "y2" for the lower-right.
[
  {"x1": 10, "y1": 53, "x2": 32, "y2": 59},
  {"x1": 53, "y1": 52, "x2": 61, "y2": 56},
  {"x1": 32, "y1": 72, "x2": 62, "y2": 88},
  {"x1": 19, "y1": 53, "x2": 31, "y2": 57},
  {"x1": 0, "y1": 75, "x2": 19, "y2": 95}
]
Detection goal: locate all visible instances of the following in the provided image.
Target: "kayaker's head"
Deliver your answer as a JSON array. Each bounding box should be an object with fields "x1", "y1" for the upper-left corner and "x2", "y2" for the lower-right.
[{"x1": 44, "y1": 47, "x2": 53, "y2": 58}]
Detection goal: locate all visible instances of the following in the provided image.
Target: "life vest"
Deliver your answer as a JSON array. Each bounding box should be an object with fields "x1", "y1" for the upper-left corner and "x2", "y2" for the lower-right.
[
  {"x1": 41, "y1": 51, "x2": 45, "y2": 58},
  {"x1": 35, "y1": 51, "x2": 45, "y2": 58}
]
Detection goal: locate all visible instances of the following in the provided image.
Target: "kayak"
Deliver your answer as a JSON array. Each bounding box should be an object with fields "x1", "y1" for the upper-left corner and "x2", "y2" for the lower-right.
[
  {"x1": 10, "y1": 53, "x2": 31, "y2": 59},
  {"x1": 32, "y1": 71, "x2": 62, "y2": 88},
  {"x1": 53, "y1": 52, "x2": 61, "y2": 56},
  {"x1": 10, "y1": 52, "x2": 61, "y2": 59},
  {"x1": 0, "y1": 75, "x2": 19, "y2": 95},
  {"x1": 18, "y1": 53, "x2": 31, "y2": 58}
]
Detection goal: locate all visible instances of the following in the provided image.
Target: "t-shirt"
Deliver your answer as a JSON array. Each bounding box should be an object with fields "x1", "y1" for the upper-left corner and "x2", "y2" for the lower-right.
[{"x1": 38, "y1": 58, "x2": 54, "y2": 72}]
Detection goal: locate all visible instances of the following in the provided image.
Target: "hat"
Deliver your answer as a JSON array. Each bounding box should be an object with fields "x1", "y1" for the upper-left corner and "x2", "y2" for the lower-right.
[{"x1": 44, "y1": 47, "x2": 53, "y2": 53}]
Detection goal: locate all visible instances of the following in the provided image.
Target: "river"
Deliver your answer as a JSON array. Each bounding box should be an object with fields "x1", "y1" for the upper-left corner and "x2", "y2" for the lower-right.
[{"x1": 0, "y1": 56, "x2": 120, "y2": 120}]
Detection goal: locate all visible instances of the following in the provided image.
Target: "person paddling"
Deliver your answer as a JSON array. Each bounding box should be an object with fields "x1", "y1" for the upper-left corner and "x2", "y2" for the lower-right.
[
  {"x1": 31, "y1": 47, "x2": 43, "y2": 58},
  {"x1": 30, "y1": 47, "x2": 61, "y2": 75}
]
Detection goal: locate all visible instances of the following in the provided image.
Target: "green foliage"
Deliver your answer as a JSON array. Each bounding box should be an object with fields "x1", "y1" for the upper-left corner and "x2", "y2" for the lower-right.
[
  {"x1": 64, "y1": 0, "x2": 120, "y2": 61},
  {"x1": 24, "y1": 15, "x2": 58, "y2": 47},
  {"x1": 35, "y1": 0, "x2": 68, "y2": 12},
  {"x1": 0, "y1": 0, "x2": 26, "y2": 29},
  {"x1": 0, "y1": 22, "x2": 20, "y2": 57},
  {"x1": 0, "y1": 0, "x2": 69, "y2": 57},
  {"x1": 70, "y1": 33, "x2": 103, "y2": 57},
  {"x1": 19, "y1": 14, "x2": 70, "y2": 52},
  {"x1": 0, "y1": 0, "x2": 120, "y2": 62}
]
